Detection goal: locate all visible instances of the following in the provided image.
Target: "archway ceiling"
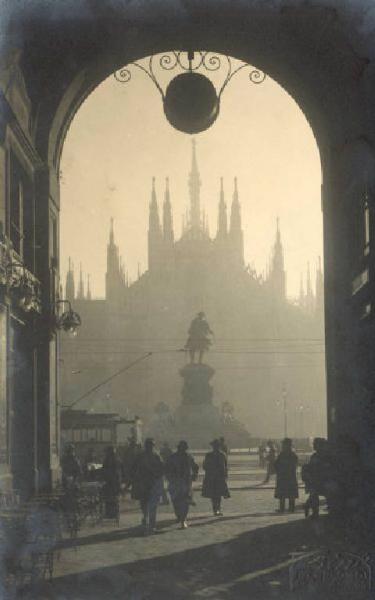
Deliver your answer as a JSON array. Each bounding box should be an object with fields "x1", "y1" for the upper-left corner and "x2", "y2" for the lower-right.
[{"x1": 1, "y1": 0, "x2": 374, "y2": 161}]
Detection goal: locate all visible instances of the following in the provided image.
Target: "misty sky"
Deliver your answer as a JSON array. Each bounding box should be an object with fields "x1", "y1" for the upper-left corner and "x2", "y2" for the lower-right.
[{"x1": 60, "y1": 52, "x2": 322, "y2": 299}]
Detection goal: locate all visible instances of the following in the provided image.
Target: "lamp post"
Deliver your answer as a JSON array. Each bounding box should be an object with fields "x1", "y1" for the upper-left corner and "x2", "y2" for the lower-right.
[{"x1": 282, "y1": 386, "x2": 288, "y2": 438}]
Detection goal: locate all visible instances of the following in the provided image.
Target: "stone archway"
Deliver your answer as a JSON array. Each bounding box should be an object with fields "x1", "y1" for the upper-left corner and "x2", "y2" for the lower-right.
[{"x1": 1, "y1": 0, "x2": 375, "y2": 493}]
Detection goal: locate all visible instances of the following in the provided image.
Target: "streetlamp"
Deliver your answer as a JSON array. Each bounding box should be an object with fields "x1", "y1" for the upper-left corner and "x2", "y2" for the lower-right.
[
  {"x1": 54, "y1": 299, "x2": 82, "y2": 338},
  {"x1": 114, "y1": 51, "x2": 266, "y2": 134},
  {"x1": 276, "y1": 385, "x2": 288, "y2": 438},
  {"x1": 282, "y1": 386, "x2": 288, "y2": 438}
]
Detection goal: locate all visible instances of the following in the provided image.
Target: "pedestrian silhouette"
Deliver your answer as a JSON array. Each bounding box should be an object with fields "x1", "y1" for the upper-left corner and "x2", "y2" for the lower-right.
[
  {"x1": 274, "y1": 438, "x2": 298, "y2": 513},
  {"x1": 165, "y1": 440, "x2": 199, "y2": 529},
  {"x1": 129, "y1": 438, "x2": 164, "y2": 534},
  {"x1": 202, "y1": 439, "x2": 230, "y2": 516}
]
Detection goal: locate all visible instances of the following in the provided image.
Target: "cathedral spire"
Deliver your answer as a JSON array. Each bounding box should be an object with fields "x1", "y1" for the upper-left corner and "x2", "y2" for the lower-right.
[
  {"x1": 106, "y1": 218, "x2": 122, "y2": 302},
  {"x1": 306, "y1": 261, "x2": 312, "y2": 295},
  {"x1": 65, "y1": 256, "x2": 75, "y2": 302},
  {"x1": 149, "y1": 177, "x2": 161, "y2": 235},
  {"x1": 315, "y1": 256, "x2": 324, "y2": 317},
  {"x1": 77, "y1": 263, "x2": 85, "y2": 299},
  {"x1": 299, "y1": 272, "x2": 305, "y2": 308},
  {"x1": 87, "y1": 274, "x2": 92, "y2": 300},
  {"x1": 163, "y1": 177, "x2": 174, "y2": 242},
  {"x1": 305, "y1": 261, "x2": 314, "y2": 313},
  {"x1": 188, "y1": 139, "x2": 202, "y2": 231},
  {"x1": 270, "y1": 217, "x2": 286, "y2": 300},
  {"x1": 229, "y1": 177, "x2": 244, "y2": 266},
  {"x1": 148, "y1": 178, "x2": 163, "y2": 271},
  {"x1": 272, "y1": 217, "x2": 284, "y2": 271},
  {"x1": 109, "y1": 216, "x2": 114, "y2": 245},
  {"x1": 230, "y1": 177, "x2": 242, "y2": 232},
  {"x1": 217, "y1": 177, "x2": 228, "y2": 239}
]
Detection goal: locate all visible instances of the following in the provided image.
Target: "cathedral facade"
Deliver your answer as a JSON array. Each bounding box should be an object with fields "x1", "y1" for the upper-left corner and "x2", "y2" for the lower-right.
[{"x1": 61, "y1": 143, "x2": 326, "y2": 440}]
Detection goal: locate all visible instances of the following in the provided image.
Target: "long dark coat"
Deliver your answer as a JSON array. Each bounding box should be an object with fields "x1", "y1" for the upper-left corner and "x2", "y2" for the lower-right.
[
  {"x1": 165, "y1": 451, "x2": 199, "y2": 501},
  {"x1": 202, "y1": 450, "x2": 230, "y2": 499},
  {"x1": 302, "y1": 451, "x2": 333, "y2": 495},
  {"x1": 274, "y1": 450, "x2": 299, "y2": 499},
  {"x1": 102, "y1": 455, "x2": 122, "y2": 496},
  {"x1": 130, "y1": 450, "x2": 164, "y2": 501},
  {"x1": 102, "y1": 454, "x2": 122, "y2": 518}
]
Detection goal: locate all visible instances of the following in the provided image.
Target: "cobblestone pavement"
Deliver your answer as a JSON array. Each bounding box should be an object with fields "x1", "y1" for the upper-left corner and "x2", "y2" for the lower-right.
[{"x1": 32, "y1": 481, "x2": 334, "y2": 600}]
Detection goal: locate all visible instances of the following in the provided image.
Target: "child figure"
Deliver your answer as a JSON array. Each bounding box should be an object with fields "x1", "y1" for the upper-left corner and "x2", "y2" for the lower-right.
[{"x1": 274, "y1": 438, "x2": 298, "y2": 513}]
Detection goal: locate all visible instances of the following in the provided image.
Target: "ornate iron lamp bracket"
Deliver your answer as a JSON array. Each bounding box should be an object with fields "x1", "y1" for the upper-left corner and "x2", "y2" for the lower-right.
[{"x1": 114, "y1": 51, "x2": 266, "y2": 99}]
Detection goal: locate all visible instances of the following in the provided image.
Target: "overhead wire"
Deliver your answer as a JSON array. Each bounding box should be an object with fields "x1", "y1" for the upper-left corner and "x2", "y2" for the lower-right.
[{"x1": 62, "y1": 352, "x2": 153, "y2": 409}]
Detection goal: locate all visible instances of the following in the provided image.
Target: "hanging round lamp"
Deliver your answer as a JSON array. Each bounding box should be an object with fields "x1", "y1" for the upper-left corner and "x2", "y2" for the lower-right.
[
  {"x1": 115, "y1": 51, "x2": 265, "y2": 135},
  {"x1": 163, "y1": 72, "x2": 220, "y2": 134}
]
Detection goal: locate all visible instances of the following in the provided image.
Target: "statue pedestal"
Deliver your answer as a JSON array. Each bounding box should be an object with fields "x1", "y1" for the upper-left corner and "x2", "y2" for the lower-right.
[
  {"x1": 174, "y1": 363, "x2": 221, "y2": 448},
  {"x1": 148, "y1": 362, "x2": 252, "y2": 449},
  {"x1": 179, "y1": 363, "x2": 215, "y2": 405}
]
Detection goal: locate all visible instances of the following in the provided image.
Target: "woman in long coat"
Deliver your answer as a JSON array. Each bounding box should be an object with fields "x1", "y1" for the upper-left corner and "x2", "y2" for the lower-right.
[
  {"x1": 202, "y1": 439, "x2": 230, "y2": 516},
  {"x1": 165, "y1": 440, "x2": 199, "y2": 529},
  {"x1": 274, "y1": 438, "x2": 298, "y2": 513}
]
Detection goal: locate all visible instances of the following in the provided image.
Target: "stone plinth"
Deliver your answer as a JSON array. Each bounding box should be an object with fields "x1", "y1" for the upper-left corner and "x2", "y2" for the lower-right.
[
  {"x1": 149, "y1": 362, "x2": 251, "y2": 449},
  {"x1": 174, "y1": 363, "x2": 221, "y2": 447},
  {"x1": 179, "y1": 363, "x2": 215, "y2": 405},
  {"x1": 174, "y1": 401, "x2": 221, "y2": 448}
]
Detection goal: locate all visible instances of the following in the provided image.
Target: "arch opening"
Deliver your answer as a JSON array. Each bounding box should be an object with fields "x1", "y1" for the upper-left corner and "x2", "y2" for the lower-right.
[{"x1": 58, "y1": 51, "x2": 326, "y2": 453}]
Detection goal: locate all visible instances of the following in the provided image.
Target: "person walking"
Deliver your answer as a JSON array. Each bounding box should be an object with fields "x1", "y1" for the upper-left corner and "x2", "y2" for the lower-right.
[
  {"x1": 258, "y1": 443, "x2": 266, "y2": 469},
  {"x1": 159, "y1": 441, "x2": 173, "y2": 505},
  {"x1": 130, "y1": 438, "x2": 164, "y2": 534},
  {"x1": 102, "y1": 446, "x2": 122, "y2": 520},
  {"x1": 274, "y1": 438, "x2": 299, "y2": 513},
  {"x1": 302, "y1": 437, "x2": 333, "y2": 518},
  {"x1": 263, "y1": 441, "x2": 277, "y2": 484},
  {"x1": 202, "y1": 439, "x2": 230, "y2": 516},
  {"x1": 165, "y1": 440, "x2": 199, "y2": 529}
]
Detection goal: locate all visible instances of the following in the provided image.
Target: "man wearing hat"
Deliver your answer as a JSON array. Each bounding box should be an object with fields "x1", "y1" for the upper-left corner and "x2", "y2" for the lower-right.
[
  {"x1": 165, "y1": 440, "x2": 199, "y2": 529},
  {"x1": 129, "y1": 438, "x2": 164, "y2": 534},
  {"x1": 202, "y1": 439, "x2": 230, "y2": 516}
]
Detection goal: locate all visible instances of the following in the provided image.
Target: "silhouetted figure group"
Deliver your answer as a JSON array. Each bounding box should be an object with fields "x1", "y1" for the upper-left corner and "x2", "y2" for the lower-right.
[
  {"x1": 127, "y1": 437, "x2": 229, "y2": 534},
  {"x1": 60, "y1": 432, "x2": 365, "y2": 537}
]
